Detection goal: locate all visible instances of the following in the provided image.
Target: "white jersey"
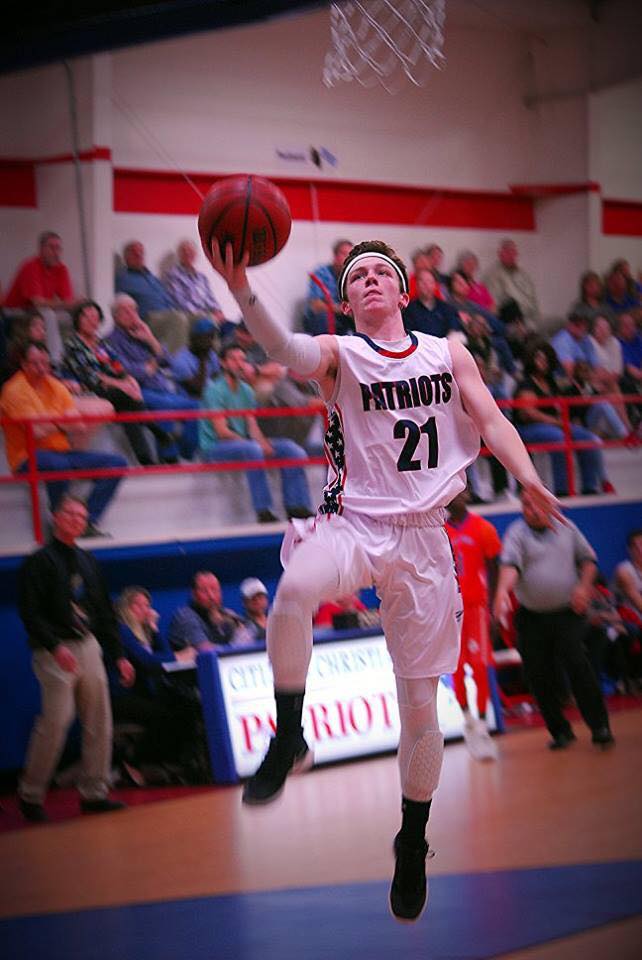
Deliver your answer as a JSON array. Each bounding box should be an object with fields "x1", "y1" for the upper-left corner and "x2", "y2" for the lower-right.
[{"x1": 319, "y1": 331, "x2": 480, "y2": 520}]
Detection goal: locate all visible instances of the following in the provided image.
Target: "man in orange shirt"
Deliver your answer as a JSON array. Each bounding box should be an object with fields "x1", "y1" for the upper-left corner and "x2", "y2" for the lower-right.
[
  {"x1": 4, "y1": 232, "x2": 78, "y2": 361},
  {"x1": 446, "y1": 487, "x2": 501, "y2": 760},
  {"x1": 0, "y1": 341, "x2": 127, "y2": 537}
]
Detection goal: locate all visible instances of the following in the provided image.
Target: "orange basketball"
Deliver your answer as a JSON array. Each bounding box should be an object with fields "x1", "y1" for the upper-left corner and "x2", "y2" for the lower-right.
[{"x1": 198, "y1": 175, "x2": 292, "y2": 267}]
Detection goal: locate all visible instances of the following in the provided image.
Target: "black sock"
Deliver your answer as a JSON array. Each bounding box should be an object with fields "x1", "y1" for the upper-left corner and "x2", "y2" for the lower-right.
[
  {"x1": 399, "y1": 796, "x2": 432, "y2": 844},
  {"x1": 275, "y1": 689, "x2": 305, "y2": 737}
]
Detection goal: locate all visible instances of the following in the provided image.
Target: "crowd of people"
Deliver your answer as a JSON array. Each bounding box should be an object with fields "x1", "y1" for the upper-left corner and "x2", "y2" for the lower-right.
[
  {"x1": 0, "y1": 233, "x2": 323, "y2": 534},
  {"x1": 1, "y1": 231, "x2": 641, "y2": 535}
]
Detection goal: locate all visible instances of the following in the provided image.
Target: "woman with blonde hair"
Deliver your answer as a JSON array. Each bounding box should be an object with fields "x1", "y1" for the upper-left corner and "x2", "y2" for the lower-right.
[{"x1": 111, "y1": 586, "x2": 197, "y2": 783}]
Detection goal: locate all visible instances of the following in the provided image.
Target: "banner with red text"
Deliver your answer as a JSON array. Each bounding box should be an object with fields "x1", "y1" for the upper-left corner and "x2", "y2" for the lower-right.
[{"x1": 217, "y1": 635, "x2": 496, "y2": 777}]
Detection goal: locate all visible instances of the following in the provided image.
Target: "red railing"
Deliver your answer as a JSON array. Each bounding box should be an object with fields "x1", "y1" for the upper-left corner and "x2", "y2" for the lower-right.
[
  {"x1": 1, "y1": 393, "x2": 639, "y2": 543},
  {"x1": 0, "y1": 404, "x2": 328, "y2": 543}
]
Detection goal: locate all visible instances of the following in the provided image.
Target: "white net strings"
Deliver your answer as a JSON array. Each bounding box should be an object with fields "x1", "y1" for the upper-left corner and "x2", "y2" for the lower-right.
[{"x1": 323, "y1": 0, "x2": 446, "y2": 93}]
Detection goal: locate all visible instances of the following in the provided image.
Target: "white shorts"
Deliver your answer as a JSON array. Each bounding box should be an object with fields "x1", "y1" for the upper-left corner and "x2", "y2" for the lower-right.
[{"x1": 281, "y1": 509, "x2": 463, "y2": 679}]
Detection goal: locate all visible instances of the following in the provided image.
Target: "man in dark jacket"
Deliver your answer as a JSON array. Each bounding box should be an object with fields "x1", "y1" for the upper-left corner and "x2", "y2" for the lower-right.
[
  {"x1": 17, "y1": 495, "x2": 135, "y2": 821},
  {"x1": 403, "y1": 268, "x2": 461, "y2": 338}
]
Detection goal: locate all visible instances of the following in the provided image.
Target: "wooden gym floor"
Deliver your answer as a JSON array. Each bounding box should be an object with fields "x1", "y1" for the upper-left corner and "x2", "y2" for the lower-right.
[{"x1": 1, "y1": 708, "x2": 641, "y2": 959}]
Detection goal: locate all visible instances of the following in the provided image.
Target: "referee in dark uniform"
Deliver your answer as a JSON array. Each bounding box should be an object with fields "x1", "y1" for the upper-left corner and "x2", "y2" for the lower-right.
[{"x1": 494, "y1": 488, "x2": 614, "y2": 750}]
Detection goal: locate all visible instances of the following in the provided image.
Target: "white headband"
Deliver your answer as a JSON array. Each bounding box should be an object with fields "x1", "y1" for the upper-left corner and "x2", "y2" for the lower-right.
[{"x1": 339, "y1": 252, "x2": 409, "y2": 300}]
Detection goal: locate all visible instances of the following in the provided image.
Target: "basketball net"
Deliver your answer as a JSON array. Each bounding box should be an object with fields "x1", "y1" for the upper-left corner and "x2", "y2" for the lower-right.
[{"x1": 323, "y1": 0, "x2": 446, "y2": 94}]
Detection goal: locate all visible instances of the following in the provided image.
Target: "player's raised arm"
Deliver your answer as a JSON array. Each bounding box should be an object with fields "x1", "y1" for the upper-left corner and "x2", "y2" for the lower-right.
[
  {"x1": 448, "y1": 338, "x2": 564, "y2": 526},
  {"x1": 208, "y1": 241, "x2": 339, "y2": 393}
]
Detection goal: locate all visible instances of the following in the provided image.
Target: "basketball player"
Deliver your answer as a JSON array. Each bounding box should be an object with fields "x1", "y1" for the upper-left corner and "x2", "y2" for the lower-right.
[
  {"x1": 209, "y1": 239, "x2": 561, "y2": 923},
  {"x1": 445, "y1": 487, "x2": 502, "y2": 760}
]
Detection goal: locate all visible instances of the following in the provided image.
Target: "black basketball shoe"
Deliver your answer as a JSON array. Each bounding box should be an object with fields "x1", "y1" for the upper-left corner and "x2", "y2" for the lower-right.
[
  {"x1": 389, "y1": 831, "x2": 432, "y2": 922},
  {"x1": 242, "y1": 732, "x2": 312, "y2": 805}
]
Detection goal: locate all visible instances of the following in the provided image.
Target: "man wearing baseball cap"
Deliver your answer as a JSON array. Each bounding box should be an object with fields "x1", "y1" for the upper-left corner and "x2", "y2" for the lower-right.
[
  {"x1": 239, "y1": 578, "x2": 269, "y2": 644},
  {"x1": 170, "y1": 316, "x2": 221, "y2": 398}
]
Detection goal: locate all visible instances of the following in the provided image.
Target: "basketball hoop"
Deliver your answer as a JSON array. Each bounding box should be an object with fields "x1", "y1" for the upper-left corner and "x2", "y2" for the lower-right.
[{"x1": 323, "y1": 0, "x2": 446, "y2": 94}]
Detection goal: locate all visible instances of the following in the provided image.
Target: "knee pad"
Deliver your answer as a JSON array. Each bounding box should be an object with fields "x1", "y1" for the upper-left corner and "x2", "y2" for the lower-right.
[
  {"x1": 401, "y1": 730, "x2": 444, "y2": 802},
  {"x1": 396, "y1": 676, "x2": 443, "y2": 801}
]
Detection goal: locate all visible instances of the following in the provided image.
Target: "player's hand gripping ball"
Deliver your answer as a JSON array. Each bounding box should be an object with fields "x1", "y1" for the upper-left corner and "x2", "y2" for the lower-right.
[{"x1": 198, "y1": 174, "x2": 292, "y2": 267}]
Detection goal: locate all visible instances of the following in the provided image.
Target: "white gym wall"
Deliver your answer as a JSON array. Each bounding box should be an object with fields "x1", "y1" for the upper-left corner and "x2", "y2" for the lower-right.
[{"x1": 1, "y1": 6, "x2": 640, "y2": 321}]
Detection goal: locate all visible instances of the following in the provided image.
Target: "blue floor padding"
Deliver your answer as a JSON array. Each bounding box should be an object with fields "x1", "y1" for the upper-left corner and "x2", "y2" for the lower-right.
[{"x1": 2, "y1": 861, "x2": 641, "y2": 960}]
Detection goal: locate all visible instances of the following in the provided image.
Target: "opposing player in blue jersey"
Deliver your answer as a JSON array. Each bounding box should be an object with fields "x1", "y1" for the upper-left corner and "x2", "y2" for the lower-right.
[{"x1": 209, "y1": 238, "x2": 560, "y2": 922}]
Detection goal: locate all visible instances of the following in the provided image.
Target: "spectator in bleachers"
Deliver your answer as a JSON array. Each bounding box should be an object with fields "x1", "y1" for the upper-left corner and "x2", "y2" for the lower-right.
[
  {"x1": 589, "y1": 313, "x2": 636, "y2": 438},
  {"x1": 569, "y1": 270, "x2": 612, "y2": 325},
  {"x1": 163, "y1": 239, "x2": 227, "y2": 329},
  {"x1": 497, "y1": 297, "x2": 530, "y2": 359},
  {"x1": 455, "y1": 313, "x2": 510, "y2": 501},
  {"x1": 5, "y1": 312, "x2": 57, "y2": 378},
  {"x1": 61, "y1": 299, "x2": 170, "y2": 466},
  {"x1": 0, "y1": 342, "x2": 127, "y2": 537},
  {"x1": 549, "y1": 311, "x2": 632, "y2": 439},
  {"x1": 237, "y1": 577, "x2": 270, "y2": 644},
  {"x1": 223, "y1": 319, "x2": 325, "y2": 450},
  {"x1": 106, "y1": 294, "x2": 200, "y2": 461},
  {"x1": 424, "y1": 243, "x2": 449, "y2": 296},
  {"x1": 244, "y1": 363, "x2": 326, "y2": 453},
  {"x1": 403, "y1": 268, "x2": 460, "y2": 338},
  {"x1": 169, "y1": 316, "x2": 221, "y2": 399},
  {"x1": 223, "y1": 319, "x2": 286, "y2": 387},
  {"x1": 111, "y1": 586, "x2": 197, "y2": 783},
  {"x1": 562, "y1": 359, "x2": 628, "y2": 445},
  {"x1": 604, "y1": 261, "x2": 640, "y2": 316},
  {"x1": 168, "y1": 570, "x2": 246, "y2": 652},
  {"x1": 454, "y1": 250, "x2": 495, "y2": 312},
  {"x1": 590, "y1": 313, "x2": 624, "y2": 378},
  {"x1": 4, "y1": 232, "x2": 79, "y2": 362},
  {"x1": 115, "y1": 241, "x2": 189, "y2": 352},
  {"x1": 617, "y1": 312, "x2": 642, "y2": 394},
  {"x1": 199, "y1": 343, "x2": 313, "y2": 524},
  {"x1": 446, "y1": 270, "x2": 515, "y2": 375},
  {"x1": 513, "y1": 341, "x2": 606, "y2": 497},
  {"x1": 303, "y1": 239, "x2": 353, "y2": 336},
  {"x1": 483, "y1": 238, "x2": 540, "y2": 331},
  {"x1": 550, "y1": 312, "x2": 597, "y2": 377},
  {"x1": 407, "y1": 247, "x2": 433, "y2": 300},
  {"x1": 615, "y1": 259, "x2": 642, "y2": 304},
  {"x1": 452, "y1": 311, "x2": 494, "y2": 375},
  {"x1": 8, "y1": 309, "x2": 117, "y2": 447}
]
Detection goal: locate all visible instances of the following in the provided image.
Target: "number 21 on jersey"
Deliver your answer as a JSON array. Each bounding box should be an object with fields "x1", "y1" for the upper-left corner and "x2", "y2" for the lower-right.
[{"x1": 394, "y1": 417, "x2": 439, "y2": 472}]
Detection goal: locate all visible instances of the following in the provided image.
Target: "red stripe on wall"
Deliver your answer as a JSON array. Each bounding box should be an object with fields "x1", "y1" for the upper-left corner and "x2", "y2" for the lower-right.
[
  {"x1": 0, "y1": 147, "x2": 111, "y2": 209},
  {"x1": 113, "y1": 168, "x2": 535, "y2": 231},
  {"x1": 602, "y1": 199, "x2": 642, "y2": 237},
  {"x1": 0, "y1": 161, "x2": 37, "y2": 208},
  {"x1": 510, "y1": 181, "x2": 601, "y2": 198},
  {"x1": 37, "y1": 146, "x2": 112, "y2": 165}
]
